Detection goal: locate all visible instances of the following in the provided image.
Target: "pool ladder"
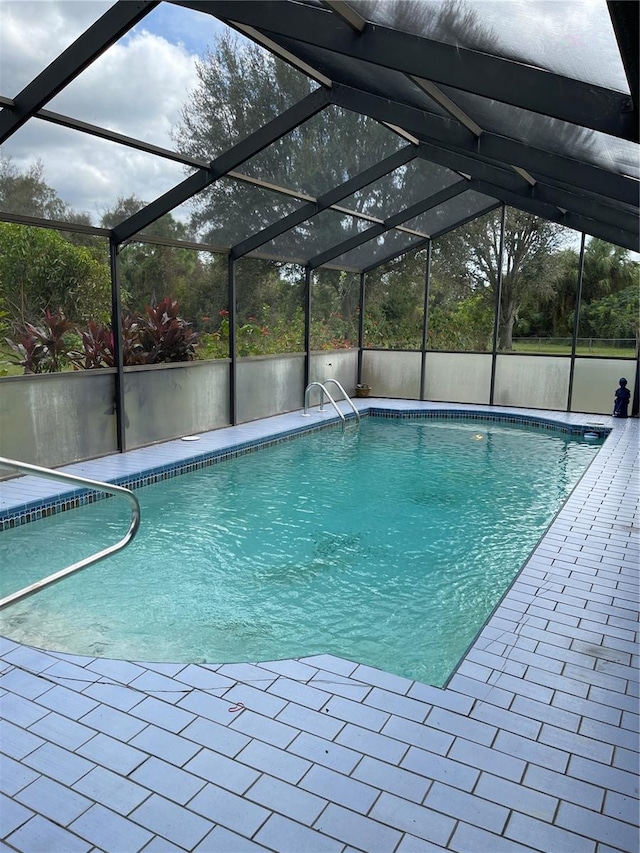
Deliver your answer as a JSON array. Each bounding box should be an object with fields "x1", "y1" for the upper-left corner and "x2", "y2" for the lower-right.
[
  {"x1": 302, "y1": 380, "x2": 360, "y2": 426},
  {"x1": 0, "y1": 457, "x2": 141, "y2": 610}
]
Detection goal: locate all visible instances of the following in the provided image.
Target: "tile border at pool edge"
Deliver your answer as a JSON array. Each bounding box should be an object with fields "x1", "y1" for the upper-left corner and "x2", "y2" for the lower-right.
[
  {"x1": 0, "y1": 404, "x2": 611, "y2": 530},
  {"x1": 0, "y1": 414, "x2": 356, "y2": 529}
]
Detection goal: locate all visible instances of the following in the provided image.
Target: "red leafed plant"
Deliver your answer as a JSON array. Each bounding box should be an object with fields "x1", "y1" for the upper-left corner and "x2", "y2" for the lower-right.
[
  {"x1": 137, "y1": 297, "x2": 199, "y2": 363},
  {"x1": 5, "y1": 299, "x2": 199, "y2": 372},
  {"x1": 5, "y1": 308, "x2": 74, "y2": 373}
]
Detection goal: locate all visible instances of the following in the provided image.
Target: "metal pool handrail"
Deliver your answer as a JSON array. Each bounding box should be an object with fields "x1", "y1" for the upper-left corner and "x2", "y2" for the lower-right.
[
  {"x1": 322, "y1": 379, "x2": 360, "y2": 424},
  {"x1": 302, "y1": 381, "x2": 345, "y2": 423},
  {"x1": 0, "y1": 456, "x2": 141, "y2": 610}
]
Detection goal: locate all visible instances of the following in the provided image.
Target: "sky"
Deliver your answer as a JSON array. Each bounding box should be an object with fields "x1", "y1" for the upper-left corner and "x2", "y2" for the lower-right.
[
  {"x1": 0, "y1": 0, "x2": 636, "y2": 258},
  {"x1": 0, "y1": 0, "x2": 227, "y2": 223}
]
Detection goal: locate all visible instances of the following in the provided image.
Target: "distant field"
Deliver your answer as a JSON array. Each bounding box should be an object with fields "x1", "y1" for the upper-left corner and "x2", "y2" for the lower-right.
[
  {"x1": 513, "y1": 338, "x2": 636, "y2": 358},
  {"x1": 0, "y1": 345, "x2": 22, "y2": 376},
  {"x1": 0, "y1": 363, "x2": 23, "y2": 376}
]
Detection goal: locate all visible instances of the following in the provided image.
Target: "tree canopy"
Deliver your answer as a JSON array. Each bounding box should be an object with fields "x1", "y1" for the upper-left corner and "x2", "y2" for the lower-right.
[
  {"x1": 0, "y1": 156, "x2": 68, "y2": 221},
  {"x1": 0, "y1": 222, "x2": 111, "y2": 331},
  {"x1": 173, "y1": 32, "x2": 418, "y2": 253},
  {"x1": 1, "y1": 30, "x2": 637, "y2": 365},
  {"x1": 433, "y1": 209, "x2": 565, "y2": 350}
]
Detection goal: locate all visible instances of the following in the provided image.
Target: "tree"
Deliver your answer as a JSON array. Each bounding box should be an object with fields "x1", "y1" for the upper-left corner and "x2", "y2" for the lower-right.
[
  {"x1": 580, "y1": 239, "x2": 638, "y2": 304},
  {"x1": 0, "y1": 155, "x2": 68, "y2": 221},
  {"x1": 538, "y1": 248, "x2": 580, "y2": 337},
  {"x1": 101, "y1": 196, "x2": 215, "y2": 324},
  {"x1": 435, "y1": 209, "x2": 564, "y2": 350},
  {"x1": 0, "y1": 223, "x2": 111, "y2": 332},
  {"x1": 579, "y1": 285, "x2": 640, "y2": 346},
  {"x1": 173, "y1": 32, "x2": 415, "y2": 336},
  {"x1": 174, "y1": 34, "x2": 404, "y2": 237},
  {"x1": 577, "y1": 240, "x2": 639, "y2": 346},
  {"x1": 364, "y1": 250, "x2": 427, "y2": 349}
]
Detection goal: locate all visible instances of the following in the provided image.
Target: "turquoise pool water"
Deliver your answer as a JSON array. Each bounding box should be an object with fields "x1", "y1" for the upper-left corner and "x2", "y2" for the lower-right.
[{"x1": 0, "y1": 417, "x2": 601, "y2": 685}]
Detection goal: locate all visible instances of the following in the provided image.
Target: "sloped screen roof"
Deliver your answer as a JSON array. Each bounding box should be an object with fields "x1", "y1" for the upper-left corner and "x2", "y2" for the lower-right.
[{"x1": 0, "y1": 0, "x2": 637, "y2": 270}]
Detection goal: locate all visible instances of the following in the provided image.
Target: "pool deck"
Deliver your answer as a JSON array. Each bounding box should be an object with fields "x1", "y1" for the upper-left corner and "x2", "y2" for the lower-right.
[{"x1": 1, "y1": 401, "x2": 638, "y2": 853}]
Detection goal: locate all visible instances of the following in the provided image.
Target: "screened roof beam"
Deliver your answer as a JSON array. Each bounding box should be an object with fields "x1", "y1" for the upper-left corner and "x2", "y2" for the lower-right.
[
  {"x1": 410, "y1": 77, "x2": 483, "y2": 137},
  {"x1": 532, "y1": 174, "x2": 639, "y2": 220},
  {"x1": 413, "y1": 142, "x2": 637, "y2": 237},
  {"x1": 607, "y1": 1, "x2": 639, "y2": 119},
  {"x1": 332, "y1": 84, "x2": 639, "y2": 208},
  {"x1": 512, "y1": 167, "x2": 537, "y2": 187},
  {"x1": 324, "y1": 206, "x2": 429, "y2": 239},
  {"x1": 112, "y1": 87, "x2": 330, "y2": 245},
  {"x1": 416, "y1": 141, "x2": 525, "y2": 193},
  {"x1": 0, "y1": 210, "x2": 110, "y2": 237},
  {"x1": 128, "y1": 234, "x2": 230, "y2": 255},
  {"x1": 532, "y1": 186, "x2": 637, "y2": 236},
  {"x1": 363, "y1": 199, "x2": 500, "y2": 271},
  {"x1": 469, "y1": 180, "x2": 638, "y2": 253},
  {"x1": 179, "y1": 0, "x2": 638, "y2": 143},
  {"x1": 37, "y1": 109, "x2": 208, "y2": 169},
  {"x1": 321, "y1": 1, "x2": 366, "y2": 33},
  {"x1": 415, "y1": 71, "x2": 541, "y2": 194},
  {"x1": 381, "y1": 123, "x2": 420, "y2": 146},
  {"x1": 232, "y1": 24, "x2": 333, "y2": 88},
  {"x1": 308, "y1": 181, "x2": 469, "y2": 269},
  {"x1": 416, "y1": 141, "x2": 633, "y2": 223},
  {"x1": 412, "y1": 142, "x2": 637, "y2": 244},
  {"x1": 0, "y1": 0, "x2": 158, "y2": 145},
  {"x1": 230, "y1": 144, "x2": 416, "y2": 259}
]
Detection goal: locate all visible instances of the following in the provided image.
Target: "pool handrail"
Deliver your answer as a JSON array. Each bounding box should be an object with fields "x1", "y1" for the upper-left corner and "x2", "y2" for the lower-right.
[
  {"x1": 302, "y1": 381, "x2": 345, "y2": 423},
  {"x1": 0, "y1": 456, "x2": 141, "y2": 610},
  {"x1": 322, "y1": 379, "x2": 360, "y2": 424}
]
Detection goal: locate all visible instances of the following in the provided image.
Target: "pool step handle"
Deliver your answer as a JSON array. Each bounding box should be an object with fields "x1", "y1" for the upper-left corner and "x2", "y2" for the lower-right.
[{"x1": 302, "y1": 380, "x2": 360, "y2": 426}]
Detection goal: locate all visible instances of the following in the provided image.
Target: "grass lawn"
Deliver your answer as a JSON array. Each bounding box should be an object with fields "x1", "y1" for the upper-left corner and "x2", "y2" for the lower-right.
[
  {"x1": 0, "y1": 349, "x2": 22, "y2": 376},
  {"x1": 0, "y1": 363, "x2": 23, "y2": 376},
  {"x1": 513, "y1": 342, "x2": 636, "y2": 358}
]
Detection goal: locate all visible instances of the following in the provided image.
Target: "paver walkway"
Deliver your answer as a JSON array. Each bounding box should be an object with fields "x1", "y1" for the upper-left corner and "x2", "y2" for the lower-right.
[{"x1": 1, "y1": 403, "x2": 638, "y2": 852}]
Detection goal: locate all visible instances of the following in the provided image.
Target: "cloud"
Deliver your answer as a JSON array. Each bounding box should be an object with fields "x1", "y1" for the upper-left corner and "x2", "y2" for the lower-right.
[
  {"x1": 0, "y1": 1, "x2": 114, "y2": 96},
  {"x1": 6, "y1": 118, "x2": 189, "y2": 222},
  {"x1": 0, "y1": 1, "x2": 209, "y2": 224},
  {"x1": 48, "y1": 29, "x2": 200, "y2": 145}
]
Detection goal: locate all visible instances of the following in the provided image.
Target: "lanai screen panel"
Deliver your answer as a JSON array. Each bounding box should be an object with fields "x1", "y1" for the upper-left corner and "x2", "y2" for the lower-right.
[
  {"x1": 253, "y1": 207, "x2": 372, "y2": 265},
  {"x1": 339, "y1": 159, "x2": 463, "y2": 220},
  {"x1": 0, "y1": 0, "x2": 113, "y2": 97},
  {"x1": 343, "y1": 0, "x2": 629, "y2": 93},
  {"x1": 259, "y1": 32, "x2": 453, "y2": 119},
  {"x1": 239, "y1": 106, "x2": 407, "y2": 198},
  {"x1": 0, "y1": 0, "x2": 637, "y2": 261},
  {"x1": 0, "y1": 121, "x2": 187, "y2": 226},
  {"x1": 437, "y1": 87, "x2": 640, "y2": 180},
  {"x1": 172, "y1": 175, "x2": 309, "y2": 248},
  {"x1": 172, "y1": 17, "x2": 322, "y2": 161},
  {"x1": 404, "y1": 190, "x2": 498, "y2": 238},
  {"x1": 331, "y1": 227, "x2": 426, "y2": 271},
  {"x1": 41, "y1": 4, "x2": 223, "y2": 155}
]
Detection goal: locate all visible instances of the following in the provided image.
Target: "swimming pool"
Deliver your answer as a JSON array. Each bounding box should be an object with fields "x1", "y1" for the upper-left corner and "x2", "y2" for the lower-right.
[{"x1": 0, "y1": 414, "x2": 602, "y2": 685}]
